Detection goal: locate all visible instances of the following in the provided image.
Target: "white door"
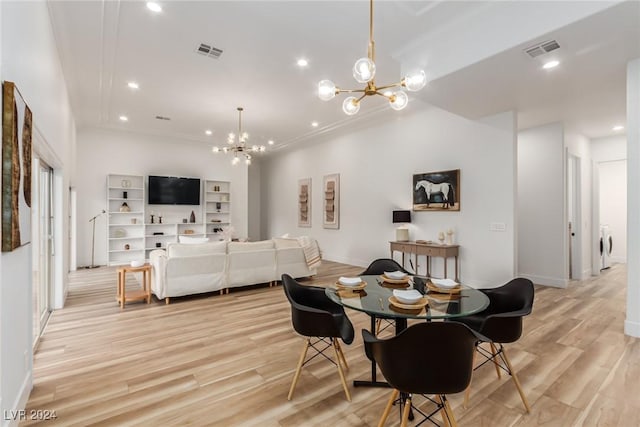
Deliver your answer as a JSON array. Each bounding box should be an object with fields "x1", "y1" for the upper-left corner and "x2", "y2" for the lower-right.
[{"x1": 33, "y1": 160, "x2": 53, "y2": 346}]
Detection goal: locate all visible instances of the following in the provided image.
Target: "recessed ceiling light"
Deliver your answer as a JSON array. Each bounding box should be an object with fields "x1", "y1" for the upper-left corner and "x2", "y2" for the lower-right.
[
  {"x1": 543, "y1": 60, "x2": 560, "y2": 69},
  {"x1": 311, "y1": 121, "x2": 319, "y2": 127},
  {"x1": 119, "y1": 115, "x2": 128, "y2": 122},
  {"x1": 297, "y1": 58, "x2": 309, "y2": 67},
  {"x1": 612, "y1": 125, "x2": 624, "y2": 131},
  {"x1": 146, "y1": 2, "x2": 162, "y2": 13},
  {"x1": 205, "y1": 130, "x2": 213, "y2": 135},
  {"x1": 127, "y1": 81, "x2": 139, "y2": 90},
  {"x1": 268, "y1": 139, "x2": 274, "y2": 145}
]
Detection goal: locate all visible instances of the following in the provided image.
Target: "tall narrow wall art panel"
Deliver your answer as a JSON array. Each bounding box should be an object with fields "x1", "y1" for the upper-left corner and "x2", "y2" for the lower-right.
[
  {"x1": 298, "y1": 178, "x2": 311, "y2": 227},
  {"x1": 323, "y1": 173, "x2": 340, "y2": 229},
  {"x1": 2, "y1": 81, "x2": 32, "y2": 252}
]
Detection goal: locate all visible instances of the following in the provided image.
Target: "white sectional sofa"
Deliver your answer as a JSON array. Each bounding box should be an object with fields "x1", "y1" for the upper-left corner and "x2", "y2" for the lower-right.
[{"x1": 149, "y1": 238, "x2": 317, "y2": 303}]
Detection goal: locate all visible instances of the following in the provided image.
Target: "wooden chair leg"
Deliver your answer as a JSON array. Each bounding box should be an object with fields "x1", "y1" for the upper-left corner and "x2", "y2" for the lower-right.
[
  {"x1": 490, "y1": 342, "x2": 502, "y2": 378},
  {"x1": 288, "y1": 339, "x2": 310, "y2": 400},
  {"x1": 333, "y1": 339, "x2": 351, "y2": 401},
  {"x1": 502, "y1": 346, "x2": 531, "y2": 413},
  {"x1": 165, "y1": 297, "x2": 170, "y2": 305},
  {"x1": 400, "y1": 396, "x2": 412, "y2": 427},
  {"x1": 377, "y1": 389, "x2": 399, "y2": 427},
  {"x1": 435, "y1": 395, "x2": 451, "y2": 427},
  {"x1": 463, "y1": 346, "x2": 477, "y2": 408},
  {"x1": 443, "y1": 397, "x2": 458, "y2": 427},
  {"x1": 335, "y1": 340, "x2": 348, "y2": 370}
]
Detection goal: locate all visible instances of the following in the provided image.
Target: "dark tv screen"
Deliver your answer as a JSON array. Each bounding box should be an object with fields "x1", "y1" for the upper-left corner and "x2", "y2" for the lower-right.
[{"x1": 148, "y1": 176, "x2": 201, "y2": 205}]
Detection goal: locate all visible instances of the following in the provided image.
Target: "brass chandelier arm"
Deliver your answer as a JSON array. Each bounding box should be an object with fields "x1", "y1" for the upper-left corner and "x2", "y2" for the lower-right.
[
  {"x1": 375, "y1": 81, "x2": 404, "y2": 92},
  {"x1": 335, "y1": 88, "x2": 367, "y2": 94},
  {"x1": 368, "y1": 0, "x2": 375, "y2": 62}
]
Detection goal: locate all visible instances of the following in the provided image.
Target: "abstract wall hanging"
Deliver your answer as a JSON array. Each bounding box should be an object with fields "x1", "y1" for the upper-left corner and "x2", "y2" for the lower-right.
[
  {"x1": 2, "y1": 81, "x2": 32, "y2": 251},
  {"x1": 323, "y1": 174, "x2": 340, "y2": 229},
  {"x1": 298, "y1": 178, "x2": 311, "y2": 227}
]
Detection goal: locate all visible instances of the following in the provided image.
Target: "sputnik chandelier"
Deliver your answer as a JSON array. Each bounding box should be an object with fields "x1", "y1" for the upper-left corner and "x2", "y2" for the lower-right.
[
  {"x1": 212, "y1": 107, "x2": 265, "y2": 165},
  {"x1": 317, "y1": 0, "x2": 427, "y2": 115}
]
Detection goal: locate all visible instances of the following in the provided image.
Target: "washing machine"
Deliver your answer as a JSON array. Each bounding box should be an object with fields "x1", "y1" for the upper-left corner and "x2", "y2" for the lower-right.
[{"x1": 600, "y1": 225, "x2": 612, "y2": 270}]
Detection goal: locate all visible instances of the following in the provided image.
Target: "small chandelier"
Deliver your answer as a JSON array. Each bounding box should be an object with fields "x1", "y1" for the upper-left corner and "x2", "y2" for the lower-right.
[
  {"x1": 317, "y1": 0, "x2": 427, "y2": 115},
  {"x1": 212, "y1": 107, "x2": 265, "y2": 165}
]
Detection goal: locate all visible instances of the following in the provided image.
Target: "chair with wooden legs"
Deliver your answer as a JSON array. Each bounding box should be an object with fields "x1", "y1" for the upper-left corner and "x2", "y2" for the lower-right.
[
  {"x1": 455, "y1": 277, "x2": 535, "y2": 413},
  {"x1": 360, "y1": 258, "x2": 411, "y2": 335},
  {"x1": 363, "y1": 322, "x2": 480, "y2": 427},
  {"x1": 282, "y1": 274, "x2": 354, "y2": 401}
]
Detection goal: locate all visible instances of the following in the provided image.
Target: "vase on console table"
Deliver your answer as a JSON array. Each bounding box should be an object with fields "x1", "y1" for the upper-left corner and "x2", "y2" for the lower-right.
[{"x1": 190, "y1": 210, "x2": 196, "y2": 223}]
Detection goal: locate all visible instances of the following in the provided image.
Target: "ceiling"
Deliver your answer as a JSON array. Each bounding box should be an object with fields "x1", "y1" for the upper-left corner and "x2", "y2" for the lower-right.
[{"x1": 48, "y1": 1, "x2": 639, "y2": 154}]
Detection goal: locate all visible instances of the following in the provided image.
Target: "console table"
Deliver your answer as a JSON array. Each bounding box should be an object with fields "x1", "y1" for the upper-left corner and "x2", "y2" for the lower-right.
[{"x1": 389, "y1": 241, "x2": 459, "y2": 281}]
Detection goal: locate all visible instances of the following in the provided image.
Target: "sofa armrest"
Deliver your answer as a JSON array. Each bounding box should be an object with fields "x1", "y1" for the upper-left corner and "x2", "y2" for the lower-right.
[{"x1": 149, "y1": 249, "x2": 167, "y2": 298}]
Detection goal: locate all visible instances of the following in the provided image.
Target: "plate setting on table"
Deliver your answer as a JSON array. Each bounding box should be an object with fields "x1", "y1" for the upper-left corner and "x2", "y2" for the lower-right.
[
  {"x1": 379, "y1": 270, "x2": 410, "y2": 285},
  {"x1": 335, "y1": 276, "x2": 367, "y2": 291},
  {"x1": 388, "y1": 289, "x2": 429, "y2": 310},
  {"x1": 427, "y1": 278, "x2": 462, "y2": 294}
]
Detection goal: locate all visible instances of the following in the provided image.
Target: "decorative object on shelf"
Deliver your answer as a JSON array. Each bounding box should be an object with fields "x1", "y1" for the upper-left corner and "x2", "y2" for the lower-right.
[
  {"x1": 85, "y1": 210, "x2": 106, "y2": 269},
  {"x1": 155, "y1": 242, "x2": 161, "y2": 248},
  {"x1": 190, "y1": 210, "x2": 196, "y2": 223},
  {"x1": 392, "y1": 210, "x2": 411, "y2": 241},
  {"x1": 152, "y1": 232, "x2": 164, "y2": 235},
  {"x1": 438, "y1": 232, "x2": 445, "y2": 245},
  {"x1": 123, "y1": 191, "x2": 128, "y2": 199},
  {"x1": 298, "y1": 178, "x2": 311, "y2": 227},
  {"x1": 211, "y1": 107, "x2": 267, "y2": 165},
  {"x1": 221, "y1": 194, "x2": 228, "y2": 202},
  {"x1": 211, "y1": 219, "x2": 221, "y2": 223},
  {"x1": 124, "y1": 243, "x2": 130, "y2": 250},
  {"x1": 158, "y1": 213, "x2": 163, "y2": 224},
  {"x1": 114, "y1": 228, "x2": 126, "y2": 238},
  {"x1": 413, "y1": 169, "x2": 460, "y2": 211},
  {"x1": 119, "y1": 202, "x2": 130, "y2": 212},
  {"x1": 150, "y1": 212, "x2": 155, "y2": 224},
  {"x1": 2, "y1": 81, "x2": 33, "y2": 252},
  {"x1": 121, "y1": 179, "x2": 131, "y2": 188},
  {"x1": 184, "y1": 229, "x2": 195, "y2": 235},
  {"x1": 131, "y1": 218, "x2": 137, "y2": 224},
  {"x1": 316, "y1": 0, "x2": 426, "y2": 115},
  {"x1": 213, "y1": 227, "x2": 223, "y2": 233},
  {"x1": 182, "y1": 218, "x2": 187, "y2": 223},
  {"x1": 447, "y1": 228, "x2": 454, "y2": 245},
  {"x1": 323, "y1": 174, "x2": 340, "y2": 229},
  {"x1": 213, "y1": 185, "x2": 220, "y2": 192}
]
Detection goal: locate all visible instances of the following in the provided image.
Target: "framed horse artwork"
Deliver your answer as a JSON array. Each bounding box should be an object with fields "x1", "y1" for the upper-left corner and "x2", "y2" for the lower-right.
[{"x1": 413, "y1": 169, "x2": 460, "y2": 211}]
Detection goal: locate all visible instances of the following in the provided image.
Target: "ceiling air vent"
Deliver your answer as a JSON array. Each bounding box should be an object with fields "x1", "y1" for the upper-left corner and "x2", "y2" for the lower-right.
[
  {"x1": 155, "y1": 115, "x2": 171, "y2": 121},
  {"x1": 524, "y1": 39, "x2": 560, "y2": 58},
  {"x1": 195, "y1": 43, "x2": 223, "y2": 59}
]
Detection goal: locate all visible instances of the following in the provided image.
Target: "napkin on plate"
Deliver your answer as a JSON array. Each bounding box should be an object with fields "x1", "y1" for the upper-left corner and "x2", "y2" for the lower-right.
[
  {"x1": 392, "y1": 289, "x2": 423, "y2": 304},
  {"x1": 431, "y1": 278, "x2": 459, "y2": 289},
  {"x1": 338, "y1": 277, "x2": 363, "y2": 286},
  {"x1": 384, "y1": 271, "x2": 408, "y2": 280}
]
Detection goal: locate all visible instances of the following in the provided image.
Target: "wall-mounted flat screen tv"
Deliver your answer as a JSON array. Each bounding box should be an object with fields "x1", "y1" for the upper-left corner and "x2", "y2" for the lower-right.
[{"x1": 148, "y1": 176, "x2": 201, "y2": 205}]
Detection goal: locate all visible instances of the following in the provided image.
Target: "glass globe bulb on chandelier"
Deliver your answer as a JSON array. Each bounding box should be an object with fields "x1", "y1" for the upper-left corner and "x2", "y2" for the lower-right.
[
  {"x1": 211, "y1": 107, "x2": 267, "y2": 166},
  {"x1": 317, "y1": 0, "x2": 427, "y2": 115}
]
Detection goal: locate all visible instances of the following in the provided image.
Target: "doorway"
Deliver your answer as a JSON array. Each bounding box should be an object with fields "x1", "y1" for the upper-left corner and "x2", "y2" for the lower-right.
[
  {"x1": 32, "y1": 159, "x2": 54, "y2": 346},
  {"x1": 567, "y1": 154, "x2": 582, "y2": 280}
]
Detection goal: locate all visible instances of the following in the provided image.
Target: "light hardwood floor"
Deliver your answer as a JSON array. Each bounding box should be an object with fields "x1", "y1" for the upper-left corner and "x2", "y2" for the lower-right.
[{"x1": 23, "y1": 262, "x2": 640, "y2": 426}]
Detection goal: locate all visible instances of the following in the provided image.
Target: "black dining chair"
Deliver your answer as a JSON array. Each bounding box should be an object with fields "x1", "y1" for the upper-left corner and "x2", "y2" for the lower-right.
[
  {"x1": 363, "y1": 321, "x2": 480, "y2": 427},
  {"x1": 281, "y1": 274, "x2": 354, "y2": 401},
  {"x1": 360, "y1": 258, "x2": 411, "y2": 335},
  {"x1": 455, "y1": 277, "x2": 535, "y2": 413}
]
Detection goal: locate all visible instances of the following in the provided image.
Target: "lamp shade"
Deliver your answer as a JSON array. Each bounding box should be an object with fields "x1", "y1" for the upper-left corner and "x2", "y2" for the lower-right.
[{"x1": 393, "y1": 210, "x2": 411, "y2": 223}]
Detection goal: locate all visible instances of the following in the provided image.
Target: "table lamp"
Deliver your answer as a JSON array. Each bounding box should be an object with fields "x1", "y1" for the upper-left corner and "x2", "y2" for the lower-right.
[{"x1": 392, "y1": 210, "x2": 411, "y2": 241}]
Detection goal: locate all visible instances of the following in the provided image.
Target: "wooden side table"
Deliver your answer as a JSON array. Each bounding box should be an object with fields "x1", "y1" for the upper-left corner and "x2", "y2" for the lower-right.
[
  {"x1": 390, "y1": 241, "x2": 460, "y2": 281},
  {"x1": 116, "y1": 264, "x2": 152, "y2": 309}
]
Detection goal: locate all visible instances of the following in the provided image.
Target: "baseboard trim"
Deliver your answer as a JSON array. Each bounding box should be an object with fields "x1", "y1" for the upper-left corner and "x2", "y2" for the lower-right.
[
  {"x1": 2, "y1": 371, "x2": 32, "y2": 427},
  {"x1": 624, "y1": 320, "x2": 640, "y2": 338},
  {"x1": 517, "y1": 273, "x2": 568, "y2": 288}
]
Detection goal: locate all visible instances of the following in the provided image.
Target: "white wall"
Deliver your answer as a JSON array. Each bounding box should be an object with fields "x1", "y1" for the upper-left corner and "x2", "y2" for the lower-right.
[
  {"x1": 599, "y1": 160, "x2": 627, "y2": 263},
  {"x1": 75, "y1": 127, "x2": 250, "y2": 267},
  {"x1": 625, "y1": 58, "x2": 640, "y2": 338},
  {"x1": 0, "y1": 1, "x2": 76, "y2": 424},
  {"x1": 247, "y1": 159, "x2": 261, "y2": 241},
  {"x1": 518, "y1": 123, "x2": 567, "y2": 287},
  {"x1": 565, "y1": 132, "x2": 593, "y2": 279},
  {"x1": 262, "y1": 106, "x2": 517, "y2": 288}
]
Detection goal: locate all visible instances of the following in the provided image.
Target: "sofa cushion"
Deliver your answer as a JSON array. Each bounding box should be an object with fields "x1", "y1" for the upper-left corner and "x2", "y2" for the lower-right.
[
  {"x1": 274, "y1": 238, "x2": 301, "y2": 249},
  {"x1": 178, "y1": 236, "x2": 210, "y2": 244},
  {"x1": 228, "y1": 240, "x2": 274, "y2": 253},
  {"x1": 167, "y1": 241, "x2": 227, "y2": 257}
]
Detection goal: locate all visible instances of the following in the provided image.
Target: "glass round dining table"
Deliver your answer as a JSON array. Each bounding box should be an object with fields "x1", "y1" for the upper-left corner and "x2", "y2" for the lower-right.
[{"x1": 325, "y1": 275, "x2": 489, "y2": 387}]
